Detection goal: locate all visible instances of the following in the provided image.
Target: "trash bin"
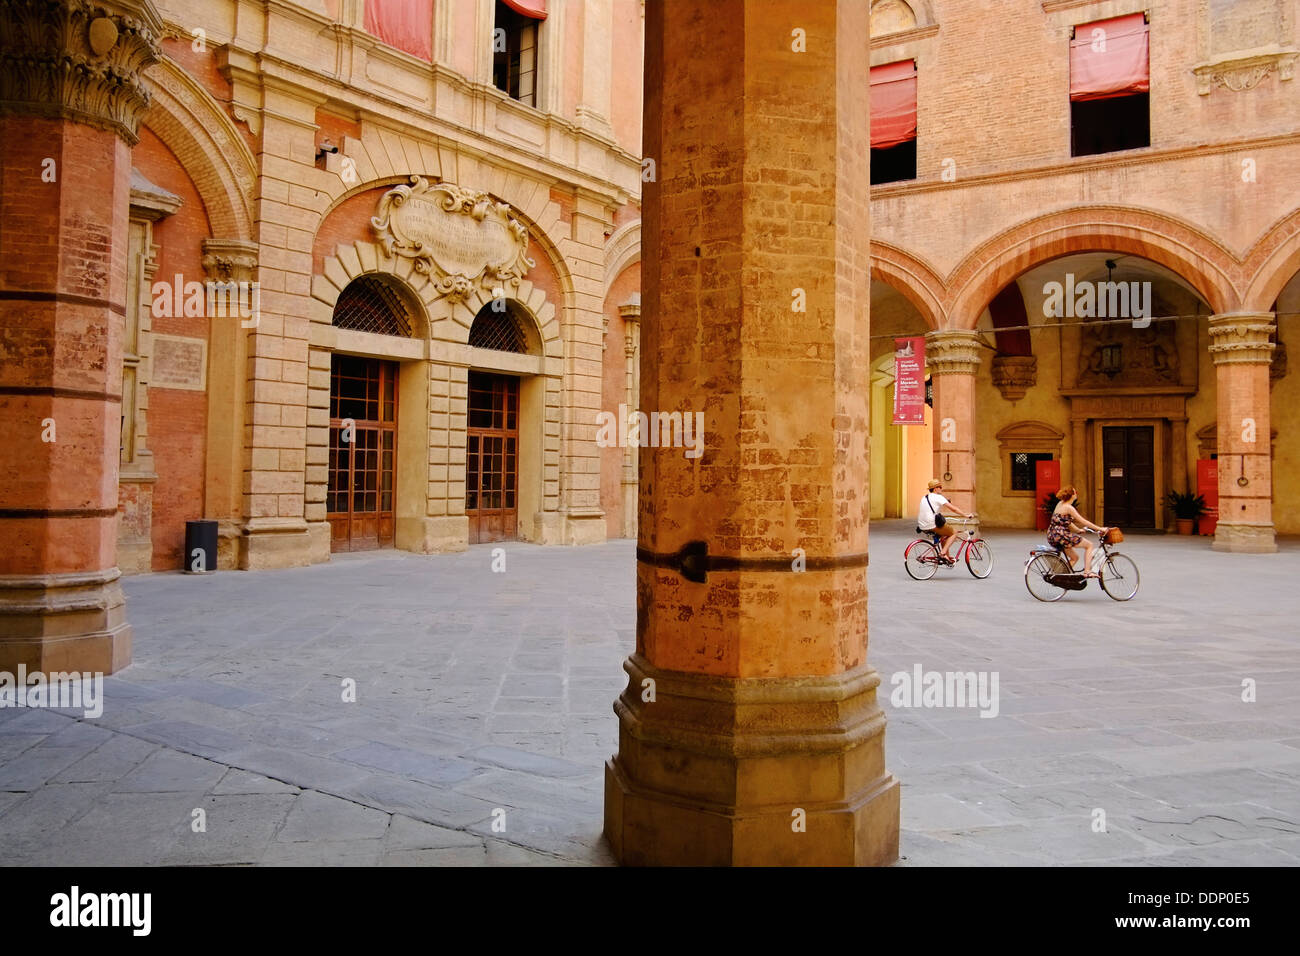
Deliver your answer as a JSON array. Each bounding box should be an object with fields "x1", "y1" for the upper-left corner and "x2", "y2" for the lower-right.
[{"x1": 184, "y1": 519, "x2": 218, "y2": 573}]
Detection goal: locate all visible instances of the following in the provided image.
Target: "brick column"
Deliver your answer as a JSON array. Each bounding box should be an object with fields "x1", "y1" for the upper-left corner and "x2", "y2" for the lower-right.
[
  {"x1": 1210, "y1": 312, "x2": 1276, "y2": 553},
  {"x1": 0, "y1": 0, "x2": 163, "y2": 673},
  {"x1": 926, "y1": 329, "x2": 982, "y2": 516},
  {"x1": 605, "y1": 0, "x2": 899, "y2": 866}
]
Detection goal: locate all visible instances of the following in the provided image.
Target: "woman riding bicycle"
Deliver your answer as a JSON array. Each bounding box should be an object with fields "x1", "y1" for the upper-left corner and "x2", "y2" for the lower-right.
[{"x1": 1047, "y1": 485, "x2": 1109, "y2": 577}]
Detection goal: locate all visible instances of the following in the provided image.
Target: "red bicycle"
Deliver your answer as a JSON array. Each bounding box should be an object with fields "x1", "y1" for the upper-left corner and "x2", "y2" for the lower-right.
[{"x1": 904, "y1": 528, "x2": 994, "y2": 580}]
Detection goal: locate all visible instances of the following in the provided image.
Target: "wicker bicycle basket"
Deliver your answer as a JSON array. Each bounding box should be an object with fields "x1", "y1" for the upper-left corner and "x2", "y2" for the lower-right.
[{"x1": 1103, "y1": 527, "x2": 1124, "y2": 545}]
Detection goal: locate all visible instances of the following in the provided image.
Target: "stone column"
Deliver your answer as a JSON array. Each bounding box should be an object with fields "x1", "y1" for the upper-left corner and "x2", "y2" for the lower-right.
[
  {"x1": 201, "y1": 239, "x2": 258, "y2": 569},
  {"x1": 605, "y1": 0, "x2": 899, "y2": 866},
  {"x1": 926, "y1": 330, "x2": 982, "y2": 516},
  {"x1": 1071, "y1": 416, "x2": 1089, "y2": 496},
  {"x1": 1209, "y1": 312, "x2": 1276, "y2": 553},
  {"x1": 619, "y1": 298, "x2": 640, "y2": 539},
  {"x1": 0, "y1": 0, "x2": 163, "y2": 673}
]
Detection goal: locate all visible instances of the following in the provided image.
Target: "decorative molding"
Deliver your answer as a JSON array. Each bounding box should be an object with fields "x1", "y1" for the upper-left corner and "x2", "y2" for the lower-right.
[
  {"x1": 370, "y1": 176, "x2": 535, "y2": 303},
  {"x1": 1208, "y1": 312, "x2": 1276, "y2": 365},
  {"x1": 925, "y1": 329, "x2": 982, "y2": 375},
  {"x1": 990, "y1": 354, "x2": 1037, "y2": 401},
  {"x1": 0, "y1": 0, "x2": 165, "y2": 145},
  {"x1": 129, "y1": 167, "x2": 181, "y2": 220},
  {"x1": 201, "y1": 238, "x2": 259, "y2": 282},
  {"x1": 1193, "y1": 49, "x2": 1298, "y2": 95}
]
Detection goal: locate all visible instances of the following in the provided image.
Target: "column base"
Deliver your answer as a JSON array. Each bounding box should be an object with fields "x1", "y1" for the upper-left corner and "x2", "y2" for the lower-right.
[
  {"x1": 604, "y1": 654, "x2": 900, "y2": 866},
  {"x1": 0, "y1": 569, "x2": 132, "y2": 674},
  {"x1": 1212, "y1": 522, "x2": 1277, "y2": 553},
  {"x1": 239, "y1": 518, "x2": 314, "y2": 570},
  {"x1": 395, "y1": 516, "x2": 468, "y2": 553}
]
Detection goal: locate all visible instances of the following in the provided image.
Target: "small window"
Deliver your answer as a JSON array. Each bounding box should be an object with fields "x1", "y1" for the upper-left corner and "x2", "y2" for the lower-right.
[
  {"x1": 1070, "y1": 14, "x2": 1150, "y2": 157},
  {"x1": 493, "y1": 1, "x2": 538, "y2": 106},
  {"x1": 1010, "y1": 453, "x2": 1053, "y2": 492},
  {"x1": 469, "y1": 301, "x2": 529, "y2": 353}
]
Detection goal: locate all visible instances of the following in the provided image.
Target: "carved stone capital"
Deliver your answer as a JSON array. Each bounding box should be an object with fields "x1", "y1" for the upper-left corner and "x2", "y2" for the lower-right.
[
  {"x1": 0, "y1": 0, "x2": 165, "y2": 145},
  {"x1": 1208, "y1": 312, "x2": 1276, "y2": 366},
  {"x1": 990, "y1": 354, "x2": 1037, "y2": 401},
  {"x1": 924, "y1": 329, "x2": 982, "y2": 376},
  {"x1": 201, "y1": 238, "x2": 259, "y2": 283}
]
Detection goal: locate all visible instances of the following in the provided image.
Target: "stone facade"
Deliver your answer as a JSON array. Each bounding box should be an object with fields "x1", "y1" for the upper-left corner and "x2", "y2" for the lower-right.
[{"x1": 65, "y1": 0, "x2": 648, "y2": 574}]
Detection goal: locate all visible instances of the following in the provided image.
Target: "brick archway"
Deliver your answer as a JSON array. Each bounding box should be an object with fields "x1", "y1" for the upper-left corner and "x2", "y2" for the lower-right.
[
  {"x1": 871, "y1": 240, "x2": 946, "y2": 330},
  {"x1": 1241, "y1": 205, "x2": 1300, "y2": 311},
  {"x1": 944, "y1": 205, "x2": 1242, "y2": 327},
  {"x1": 142, "y1": 57, "x2": 255, "y2": 241}
]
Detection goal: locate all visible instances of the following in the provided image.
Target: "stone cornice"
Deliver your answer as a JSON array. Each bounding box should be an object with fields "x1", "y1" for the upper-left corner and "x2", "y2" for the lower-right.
[
  {"x1": 870, "y1": 22, "x2": 939, "y2": 50},
  {"x1": 1192, "y1": 48, "x2": 1298, "y2": 96},
  {"x1": 0, "y1": 0, "x2": 165, "y2": 145},
  {"x1": 871, "y1": 132, "x2": 1300, "y2": 201}
]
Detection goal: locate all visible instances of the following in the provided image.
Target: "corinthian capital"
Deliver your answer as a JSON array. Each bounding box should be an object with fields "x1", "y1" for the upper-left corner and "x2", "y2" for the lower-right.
[
  {"x1": 0, "y1": 0, "x2": 165, "y2": 145},
  {"x1": 924, "y1": 329, "x2": 983, "y2": 376},
  {"x1": 1208, "y1": 312, "x2": 1276, "y2": 366}
]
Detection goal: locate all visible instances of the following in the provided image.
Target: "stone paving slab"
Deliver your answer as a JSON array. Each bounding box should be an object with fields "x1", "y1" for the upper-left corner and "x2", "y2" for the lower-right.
[{"x1": 1, "y1": 521, "x2": 1298, "y2": 866}]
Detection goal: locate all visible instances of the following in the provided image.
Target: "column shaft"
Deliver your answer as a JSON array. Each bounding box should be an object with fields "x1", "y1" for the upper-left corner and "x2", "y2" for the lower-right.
[
  {"x1": 1210, "y1": 313, "x2": 1276, "y2": 552},
  {"x1": 926, "y1": 330, "x2": 982, "y2": 516}
]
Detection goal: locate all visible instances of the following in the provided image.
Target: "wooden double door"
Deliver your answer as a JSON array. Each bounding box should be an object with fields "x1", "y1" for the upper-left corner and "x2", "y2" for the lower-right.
[
  {"x1": 1102, "y1": 425, "x2": 1156, "y2": 529},
  {"x1": 328, "y1": 355, "x2": 397, "y2": 552},
  {"x1": 466, "y1": 371, "x2": 519, "y2": 544}
]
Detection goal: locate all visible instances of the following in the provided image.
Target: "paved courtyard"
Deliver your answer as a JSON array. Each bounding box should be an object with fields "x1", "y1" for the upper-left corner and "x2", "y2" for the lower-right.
[{"x1": 1, "y1": 520, "x2": 1298, "y2": 866}]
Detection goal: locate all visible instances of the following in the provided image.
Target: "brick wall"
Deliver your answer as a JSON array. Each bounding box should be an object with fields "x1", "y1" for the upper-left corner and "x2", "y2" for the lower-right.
[{"x1": 133, "y1": 127, "x2": 213, "y2": 570}]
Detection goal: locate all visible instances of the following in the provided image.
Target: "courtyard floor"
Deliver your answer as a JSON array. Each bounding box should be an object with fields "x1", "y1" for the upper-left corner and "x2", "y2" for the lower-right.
[{"x1": 1, "y1": 520, "x2": 1298, "y2": 866}]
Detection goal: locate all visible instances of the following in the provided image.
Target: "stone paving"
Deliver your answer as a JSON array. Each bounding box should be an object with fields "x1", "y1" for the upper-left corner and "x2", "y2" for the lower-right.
[{"x1": 1, "y1": 520, "x2": 1298, "y2": 866}]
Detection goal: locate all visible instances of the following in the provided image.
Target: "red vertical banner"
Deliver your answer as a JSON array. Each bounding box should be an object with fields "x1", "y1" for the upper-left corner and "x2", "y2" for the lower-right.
[
  {"x1": 892, "y1": 337, "x2": 926, "y2": 425},
  {"x1": 1197, "y1": 459, "x2": 1218, "y2": 536}
]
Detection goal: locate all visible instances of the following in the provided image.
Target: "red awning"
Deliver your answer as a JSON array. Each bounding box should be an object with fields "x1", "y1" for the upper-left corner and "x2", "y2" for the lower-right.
[
  {"x1": 364, "y1": 0, "x2": 433, "y2": 61},
  {"x1": 1070, "y1": 13, "x2": 1149, "y2": 102},
  {"x1": 503, "y1": 0, "x2": 547, "y2": 19},
  {"x1": 870, "y1": 60, "x2": 918, "y2": 150}
]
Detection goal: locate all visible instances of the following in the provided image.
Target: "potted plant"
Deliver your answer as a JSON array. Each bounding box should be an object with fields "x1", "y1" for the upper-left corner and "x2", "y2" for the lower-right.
[{"x1": 1166, "y1": 490, "x2": 1207, "y2": 535}]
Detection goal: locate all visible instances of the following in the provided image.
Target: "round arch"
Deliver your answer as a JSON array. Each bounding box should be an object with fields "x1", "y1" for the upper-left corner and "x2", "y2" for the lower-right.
[
  {"x1": 871, "y1": 240, "x2": 946, "y2": 330},
  {"x1": 1241, "y1": 205, "x2": 1300, "y2": 312},
  {"x1": 604, "y1": 220, "x2": 642, "y2": 298},
  {"x1": 944, "y1": 205, "x2": 1242, "y2": 327},
  {"x1": 141, "y1": 56, "x2": 256, "y2": 241}
]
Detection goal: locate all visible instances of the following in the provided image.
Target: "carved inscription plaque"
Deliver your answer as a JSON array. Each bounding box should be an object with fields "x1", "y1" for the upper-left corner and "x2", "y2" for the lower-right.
[{"x1": 151, "y1": 334, "x2": 207, "y2": 391}]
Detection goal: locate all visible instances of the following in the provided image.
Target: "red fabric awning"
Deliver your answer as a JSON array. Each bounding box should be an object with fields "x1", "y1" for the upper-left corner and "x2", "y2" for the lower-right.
[
  {"x1": 503, "y1": 0, "x2": 547, "y2": 19},
  {"x1": 1070, "y1": 13, "x2": 1149, "y2": 102},
  {"x1": 364, "y1": 0, "x2": 433, "y2": 62},
  {"x1": 870, "y1": 60, "x2": 917, "y2": 150}
]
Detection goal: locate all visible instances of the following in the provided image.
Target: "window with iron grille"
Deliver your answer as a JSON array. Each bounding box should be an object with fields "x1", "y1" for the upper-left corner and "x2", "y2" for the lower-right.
[
  {"x1": 469, "y1": 303, "x2": 528, "y2": 353},
  {"x1": 1011, "y1": 452, "x2": 1053, "y2": 492},
  {"x1": 333, "y1": 276, "x2": 412, "y2": 337}
]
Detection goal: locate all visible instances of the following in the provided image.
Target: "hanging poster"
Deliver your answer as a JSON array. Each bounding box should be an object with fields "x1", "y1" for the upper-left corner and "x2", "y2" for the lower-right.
[{"x1": 892, "y1": 336, "x2": 927, "y2": 425}]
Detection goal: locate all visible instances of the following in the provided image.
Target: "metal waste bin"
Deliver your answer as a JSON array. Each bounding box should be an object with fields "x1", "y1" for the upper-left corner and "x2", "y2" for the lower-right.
[{"x1": 184, "y1": 519, "x2": 218, "y2": 573}]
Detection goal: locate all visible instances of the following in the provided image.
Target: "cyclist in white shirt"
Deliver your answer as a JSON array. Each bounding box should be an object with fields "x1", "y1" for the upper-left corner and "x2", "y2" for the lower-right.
[{"x1": 917, "y1": 479, "x2": 973, "y2": 565}]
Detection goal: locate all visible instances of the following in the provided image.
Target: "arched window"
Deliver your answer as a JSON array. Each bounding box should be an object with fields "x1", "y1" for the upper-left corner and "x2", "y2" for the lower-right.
[
  {"x1": 333, "y1": 275, "x2": 412, "y2": 337},
  {"x1": 469, "y1": 301, "x2": 529, "y2": 354}
]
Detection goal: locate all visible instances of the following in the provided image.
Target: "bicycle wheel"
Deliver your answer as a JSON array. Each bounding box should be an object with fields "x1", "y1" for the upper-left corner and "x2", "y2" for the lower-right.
[
  {"x1": 1025, "y1": 553, "x2": 1069, "y2": 602},
  {"x1": 904, "y1": 539, "x2": 940, "y2": 580},
  {"x1": 1100, "y1": 552, "x2": 1140, "y2": 601},
  {"x1": 965, "y1": 538, "x2": 994, "y2": 579}
]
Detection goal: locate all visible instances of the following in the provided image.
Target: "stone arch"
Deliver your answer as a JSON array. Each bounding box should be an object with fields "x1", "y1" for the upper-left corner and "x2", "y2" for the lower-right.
[
  {"x1": 1241, "y1": 206, "x2": 1300, "y2": 312},
  {"x1": 141, "y1": 56, "x2": 256, "y2": 241},
  {"x1": 604, "y1": 220, "x2": 642, "y2": 298},
  {"x1": 945, "y1": 205, "x2": 1242, "y2": 328},
  {"x1": 871, "y1": 240, "x2": 946, "y2": 330}
]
